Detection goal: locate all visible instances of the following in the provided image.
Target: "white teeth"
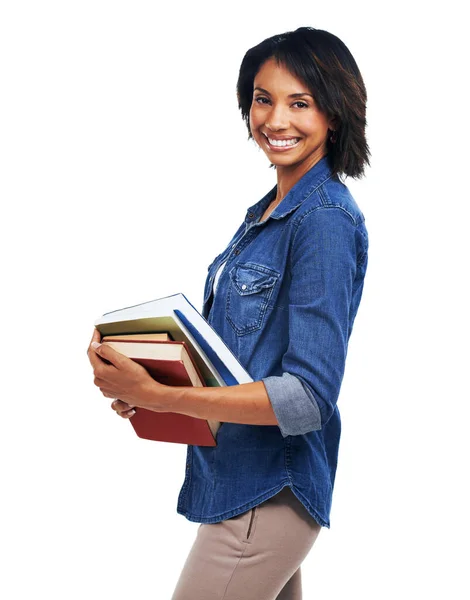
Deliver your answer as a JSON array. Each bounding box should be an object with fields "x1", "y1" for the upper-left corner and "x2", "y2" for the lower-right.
[{"x1": 267, "y1": 136, "x2": 299, "y2": 147}]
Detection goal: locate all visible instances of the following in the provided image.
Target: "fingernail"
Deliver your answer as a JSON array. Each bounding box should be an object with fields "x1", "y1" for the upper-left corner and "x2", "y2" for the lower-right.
[
  {"x1": 128, "y1": 410, "x2": 136, "y2": 417},
  {"x1": 91, "y1": 341, "x2": 101, "y2": 350}
]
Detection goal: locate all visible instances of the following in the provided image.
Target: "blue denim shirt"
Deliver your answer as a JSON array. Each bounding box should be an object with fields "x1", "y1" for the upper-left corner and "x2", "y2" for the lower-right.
[{"x1": 177, "y1": 155, "x2": 369, "y2": 528}]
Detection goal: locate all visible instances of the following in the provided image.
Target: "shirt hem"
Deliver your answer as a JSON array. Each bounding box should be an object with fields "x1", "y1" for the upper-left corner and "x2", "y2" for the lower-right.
[{"x1": 176, "y1": 482, "x2": 330, "y2": 528}]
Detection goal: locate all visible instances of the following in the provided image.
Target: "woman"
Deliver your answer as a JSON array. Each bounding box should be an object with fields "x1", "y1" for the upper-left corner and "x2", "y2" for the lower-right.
[{"x1": 89, "y1": 26, "x2": 370, "y2": 600}]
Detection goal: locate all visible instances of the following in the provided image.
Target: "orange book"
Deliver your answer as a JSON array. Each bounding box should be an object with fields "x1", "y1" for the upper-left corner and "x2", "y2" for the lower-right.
[{"x1": 101, "y1": 337, "x2": 221, "y2": 446}]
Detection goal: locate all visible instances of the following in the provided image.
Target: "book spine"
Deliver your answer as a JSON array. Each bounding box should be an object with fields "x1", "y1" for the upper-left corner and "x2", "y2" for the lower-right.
[{"x1": 174, "y1": 309, "x2": 239, "y2": 386}]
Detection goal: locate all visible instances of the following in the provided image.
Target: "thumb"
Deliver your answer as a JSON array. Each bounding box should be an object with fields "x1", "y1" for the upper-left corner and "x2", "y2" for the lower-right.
[{"x1": 91, "y1": 341, "x2": 125, "y2": 367}]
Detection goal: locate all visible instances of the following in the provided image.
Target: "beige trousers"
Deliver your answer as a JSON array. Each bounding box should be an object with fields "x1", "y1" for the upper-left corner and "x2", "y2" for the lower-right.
[{"x1": 171, "y1": 486, "x2": 322, "y2": 600}]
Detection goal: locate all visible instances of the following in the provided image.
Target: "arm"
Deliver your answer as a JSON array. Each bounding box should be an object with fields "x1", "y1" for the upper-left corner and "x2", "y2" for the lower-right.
[
  {"x1": 88, "y1": 322, "x2": 280, "y2": 428},
  {"x1": 261, "y1": 206, "x2": 363, "y2": 436},
  {"x1": 158, "y1": 380, "x2": 279, "y2": 426}
]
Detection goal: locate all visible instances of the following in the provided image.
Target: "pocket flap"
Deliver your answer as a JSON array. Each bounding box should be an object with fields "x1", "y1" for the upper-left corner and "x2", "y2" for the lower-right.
[{"x1": 229, "y1": 263, "x2": 279, "y2": 296}]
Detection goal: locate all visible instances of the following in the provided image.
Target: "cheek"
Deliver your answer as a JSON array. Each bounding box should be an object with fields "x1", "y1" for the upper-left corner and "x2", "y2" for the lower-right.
[
  {"x1": 297, "y1": 119, "x2": 323, "y2": 140},
  {"x1": 249, "y1": 105, "x2": 263, "y2": 131}
]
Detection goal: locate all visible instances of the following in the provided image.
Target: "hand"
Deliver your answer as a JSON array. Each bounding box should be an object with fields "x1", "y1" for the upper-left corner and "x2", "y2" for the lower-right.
[
  {"x1": 87, "y1": 328, "x2": 167, "y2": 415},
  {"x1": 111, "y1": 398, "x2": 136, "y2": 419}
]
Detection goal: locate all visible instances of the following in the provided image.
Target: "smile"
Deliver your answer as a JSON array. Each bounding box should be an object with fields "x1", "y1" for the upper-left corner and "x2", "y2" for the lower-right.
[{"x1": 262, "y1": 133, "x2": 301, "y2": 150}]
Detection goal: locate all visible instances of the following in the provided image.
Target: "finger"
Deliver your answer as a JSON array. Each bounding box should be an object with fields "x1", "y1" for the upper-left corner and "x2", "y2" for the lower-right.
[
  {"x1": 120, "y1": 409, "x2": 136, "y2": 419},
  {"x1": 88, "y1": 329, "x2": 103, "y2": 368},
  {"x1": 89, "y1": 347, "x2": 105, "y2": 370},
  {"x1": 93, "y1": 376, "x2": 115, "y2": 392},
  {"x1": 96, "y1": 384, "x2": 117, "y2": 399},
  {"x1": 111, "y1": 399, "x2": 136, "y2": 411},
  {"x1": 91, "y1": 342, "x2": 128, "y2": 369},
  {"x1": 87, "y1": 328, "x2": 101, "y2": 355},
  {"x1": 111, "y1": 399, "x2": 136, "y2": 418}
]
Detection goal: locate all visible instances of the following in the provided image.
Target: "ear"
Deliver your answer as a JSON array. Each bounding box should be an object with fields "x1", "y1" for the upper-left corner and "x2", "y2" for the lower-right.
[{"x1": 328, "y1": 115, "x2": 339, "y2": 131}]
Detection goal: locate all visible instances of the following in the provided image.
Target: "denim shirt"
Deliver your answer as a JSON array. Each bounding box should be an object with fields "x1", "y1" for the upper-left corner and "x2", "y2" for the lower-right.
[{"x1": 176, "y1": 155, "x2": 369, "y2": 528}]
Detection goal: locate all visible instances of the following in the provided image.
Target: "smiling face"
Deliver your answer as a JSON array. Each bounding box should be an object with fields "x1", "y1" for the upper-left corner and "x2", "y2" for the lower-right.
[{"x1": 249, "y1": 57, "x2": 335, "y2": 173}]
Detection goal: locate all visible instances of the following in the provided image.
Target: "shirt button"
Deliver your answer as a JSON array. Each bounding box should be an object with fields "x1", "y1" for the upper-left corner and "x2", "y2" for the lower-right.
[
  {"x1": 234, "y1": 249, "x2": 240, "y2": 255},
  {"x1": 248, "y1": 212, "x2": 254, "y2": 219},
  {"x1": 232, "y1": 243, "x2": 236, "y2": 248},
  {"x1": 241, "y1": 284, "x2": 247, "y2": 290}
]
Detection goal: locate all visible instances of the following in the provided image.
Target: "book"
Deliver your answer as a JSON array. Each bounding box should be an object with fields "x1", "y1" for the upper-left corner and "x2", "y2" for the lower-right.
[
  {"x1": 101, "y1": 337, "x2": 222, "y2": 442},
  {"x1": 101, "y1": 339, "x2": 205, "y2": 387},
  {"x1": 103, "y1": 332, "x2": 172, "y2": 342},
  {"x1": 94, "y1": 293, "x2": 253, "y2": 446}
]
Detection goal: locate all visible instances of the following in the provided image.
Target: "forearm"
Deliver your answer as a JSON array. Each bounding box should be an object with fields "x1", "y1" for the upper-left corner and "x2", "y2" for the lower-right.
[{"x1": 148, "y1": 380, "x2": 280, "y2": 427}]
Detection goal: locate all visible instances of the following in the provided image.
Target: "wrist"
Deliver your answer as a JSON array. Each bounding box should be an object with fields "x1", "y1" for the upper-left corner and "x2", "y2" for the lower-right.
[{"x1": 140, "y1": 379, "x2": 179, "y2": 413}]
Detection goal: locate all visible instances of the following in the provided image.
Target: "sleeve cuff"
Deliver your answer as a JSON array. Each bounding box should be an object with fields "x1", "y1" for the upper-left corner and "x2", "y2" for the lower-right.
[{"x1": 261, "y1": 372, "x2": 322, "y2": 437}]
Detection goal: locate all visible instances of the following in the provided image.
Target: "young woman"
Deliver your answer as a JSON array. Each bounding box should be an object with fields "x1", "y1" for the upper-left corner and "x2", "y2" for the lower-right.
[{"x1": 89, "y1": 26, "x2": 370, "y2": 600}]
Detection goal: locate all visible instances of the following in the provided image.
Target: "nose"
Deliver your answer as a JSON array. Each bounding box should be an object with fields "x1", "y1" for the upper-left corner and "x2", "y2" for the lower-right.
[{"x1": 265, "y1": 103, "x2": 290, "y2": 131}]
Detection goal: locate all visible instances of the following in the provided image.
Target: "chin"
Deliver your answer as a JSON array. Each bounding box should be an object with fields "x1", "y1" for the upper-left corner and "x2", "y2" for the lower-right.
[{"x1": 267, "y1": 153, "x2": 303, "y2": 168}]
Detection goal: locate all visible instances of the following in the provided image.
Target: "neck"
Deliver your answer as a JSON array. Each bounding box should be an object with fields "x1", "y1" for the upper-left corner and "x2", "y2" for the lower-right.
[{"x1": 274, "y1": 150, "x2": 327, "y2": 203}]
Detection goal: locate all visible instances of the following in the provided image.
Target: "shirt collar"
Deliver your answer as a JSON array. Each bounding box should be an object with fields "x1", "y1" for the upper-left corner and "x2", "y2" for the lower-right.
[{"x1": 244, "y1": 155, "x2": 334, "y2": 225}]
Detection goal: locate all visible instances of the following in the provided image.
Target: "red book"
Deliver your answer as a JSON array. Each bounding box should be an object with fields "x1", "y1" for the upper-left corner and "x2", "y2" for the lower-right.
[{"x1": 101, "y1": 337, "x2": 221, "y2": 446}]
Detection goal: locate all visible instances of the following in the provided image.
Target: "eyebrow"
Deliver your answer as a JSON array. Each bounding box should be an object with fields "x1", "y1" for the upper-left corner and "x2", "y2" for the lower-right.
[{"x1": 253, "y1": 86, "x2": 314, "y2": 98}]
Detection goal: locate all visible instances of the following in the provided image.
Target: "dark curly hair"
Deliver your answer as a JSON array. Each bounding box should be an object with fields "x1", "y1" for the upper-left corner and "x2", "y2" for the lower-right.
[{"x1": 236, "y1": 27, "x2": 371, "y2": 180}]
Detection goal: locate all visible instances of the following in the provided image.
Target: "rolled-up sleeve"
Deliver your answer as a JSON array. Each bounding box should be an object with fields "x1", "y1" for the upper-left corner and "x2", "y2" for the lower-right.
[{"x1": 262, "y1": 207, "x2": 360, "y2": 437}]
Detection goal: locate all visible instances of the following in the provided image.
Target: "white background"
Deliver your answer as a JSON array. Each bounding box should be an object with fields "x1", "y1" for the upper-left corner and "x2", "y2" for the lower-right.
[{"x1": 1, "y1": 1, "x2": 468, "y2": 598}]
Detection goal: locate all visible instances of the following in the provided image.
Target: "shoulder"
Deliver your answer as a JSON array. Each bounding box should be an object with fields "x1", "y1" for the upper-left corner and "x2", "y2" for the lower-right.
[
  {"x1": 290, "y1": 176, "x2": 369, "y2": 265},
  {"x1": 293, "y1": 174, "x2": 366, "y2": 229}
]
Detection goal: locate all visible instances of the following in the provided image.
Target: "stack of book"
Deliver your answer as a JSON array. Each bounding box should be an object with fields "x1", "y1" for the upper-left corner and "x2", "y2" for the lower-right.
[{"x1": 94, "y1": 293, "x2": 253, "y2": 446}]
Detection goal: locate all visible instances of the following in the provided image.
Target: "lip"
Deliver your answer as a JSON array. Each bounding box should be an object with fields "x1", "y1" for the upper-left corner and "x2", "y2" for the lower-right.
[
  {"x1": 262, "y1": 132, "x2": 301, "y2": 152},
  {"x1": 262, "y1": 132, "x2": 300, "y2": 141}
]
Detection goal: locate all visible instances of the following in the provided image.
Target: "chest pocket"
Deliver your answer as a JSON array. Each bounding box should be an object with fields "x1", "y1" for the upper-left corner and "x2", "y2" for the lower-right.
[{"x1": 226, "y1": 262, "x2": 280, "y2": 336}]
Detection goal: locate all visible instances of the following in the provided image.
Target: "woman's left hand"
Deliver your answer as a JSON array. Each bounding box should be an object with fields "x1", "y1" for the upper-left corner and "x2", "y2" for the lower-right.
[{"x1": 87, "y1": 328, "x2": 169, "y2": 414}]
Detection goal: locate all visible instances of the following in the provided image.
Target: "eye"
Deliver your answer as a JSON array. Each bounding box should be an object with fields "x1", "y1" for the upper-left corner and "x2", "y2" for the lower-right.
[
  {"x1": 253, "y1": 97, "x2": 309, "y2": 109},
  {"x1": 293, "y1": 101, "x2": 309, "y2": 109}
]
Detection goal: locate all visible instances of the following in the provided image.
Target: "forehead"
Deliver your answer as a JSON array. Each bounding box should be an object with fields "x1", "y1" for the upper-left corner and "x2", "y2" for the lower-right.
[{"x1": 254, "y1": 58, "x2": 309, "y2": 92}]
